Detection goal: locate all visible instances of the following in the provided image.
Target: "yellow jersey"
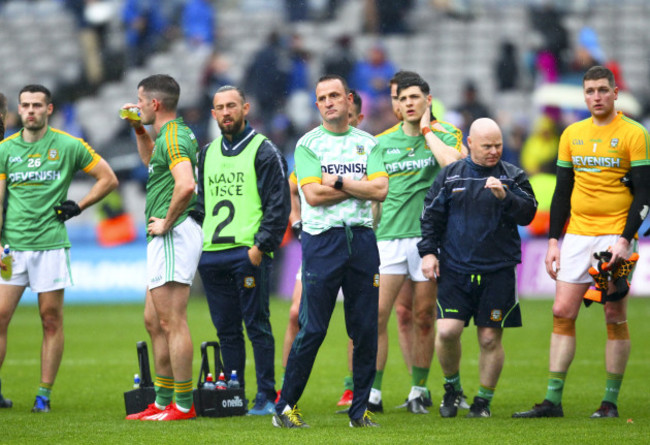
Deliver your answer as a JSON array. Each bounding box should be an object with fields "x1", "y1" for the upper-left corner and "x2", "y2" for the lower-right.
[{"x1": 557, "y1": 111, "x2": 650, "y2": 236}]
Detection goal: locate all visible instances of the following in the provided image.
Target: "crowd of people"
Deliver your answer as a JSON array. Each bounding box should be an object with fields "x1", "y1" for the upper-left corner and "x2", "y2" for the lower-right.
[{"x1": 0, "y1": 62, "x2": 646, "y2": 429}]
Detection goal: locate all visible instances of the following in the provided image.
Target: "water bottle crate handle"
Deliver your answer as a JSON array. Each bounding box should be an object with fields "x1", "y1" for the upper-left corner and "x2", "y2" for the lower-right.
[
  {"x1": 136, "y1": 341, "x2": 154, "y2": 388},
  {"x1": 197, "y1": 341, "x2": 224, "y2": 389}
]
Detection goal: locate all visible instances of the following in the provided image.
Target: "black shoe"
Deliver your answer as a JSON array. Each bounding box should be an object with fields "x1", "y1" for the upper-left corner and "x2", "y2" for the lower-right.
[
  {"x1": 466, "y1": 396, "x2": 491, "y2": 418},
  {"x1": 0, "y1": 396, "x2": 12, "y2": 408},
  {"x1": 349, "y1": 410, "x2": 380, "y2": 427},
  {"x1": 406, "y1": 396, "x2": 429, "y2": 414},
  {"x1": 512, "y1": 400, "x2": 564, "y2": 418},
  {"x1": 590, "y1": 401, "x2": 619, "y2": 418},
  {"x1": 272, "y1": 406, "x2": 309, "y2": 428},
  {"x1": 439, "y1": 383, "x2": 461, "y2": 418},
  {"x1": 367, "y1": 399, "x2": 383, "y2": 414}
]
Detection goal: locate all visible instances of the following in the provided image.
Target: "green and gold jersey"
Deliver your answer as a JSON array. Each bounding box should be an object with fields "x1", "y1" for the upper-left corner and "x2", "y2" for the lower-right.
[
  {"x1": 145, "y1": 117, "x2": 198, "y2": 242},
  {"x1": 375, "y1": 121, "x2": 462, "y2": 241},
  {"x1": 295, "y1": 125, "x2": 387, "y2": 235},
  {"x1": 0, "y1": 127, "x2": 100, "y2": 250},
  {"x1": 558, "y1": 111, "x2": 650, "y2": 236}
]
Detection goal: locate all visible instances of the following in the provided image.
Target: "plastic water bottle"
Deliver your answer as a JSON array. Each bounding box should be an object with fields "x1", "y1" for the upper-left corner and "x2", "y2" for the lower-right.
[
  {"x1": 1, "y1": 245, "x2": 12, "y2": 280},
  {"x1": 228, "y1": 370, "x2": 240, "y2": 389},
  {"x1": 133, "y1": 373, "x2": 140, "y2": 389},
  {"x1": 119, "y1": 107, "x2": 141, "y2": 121},
  {"x1": 215, "y1": 372, "x2": 227, "y2": 390},
  {"x1": 203, "y1": 373, "x2": 216, "y2": 390}
]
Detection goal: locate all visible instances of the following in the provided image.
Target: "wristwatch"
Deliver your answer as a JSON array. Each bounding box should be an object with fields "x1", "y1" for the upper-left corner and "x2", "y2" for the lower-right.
[{"x1": 334, "y1": 175, "x2": 344, "y2": 190}]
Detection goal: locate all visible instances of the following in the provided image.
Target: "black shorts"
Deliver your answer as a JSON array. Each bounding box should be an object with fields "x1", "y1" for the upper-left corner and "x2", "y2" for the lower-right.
[{"x1": 437, "y1": 265, "x2": 522, "y2": 328}]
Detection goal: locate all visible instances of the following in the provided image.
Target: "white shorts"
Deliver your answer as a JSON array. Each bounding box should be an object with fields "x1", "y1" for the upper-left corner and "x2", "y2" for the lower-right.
[
  {"x1": 147, "y1": 217, "x2": 203, "y2": 290},
  {"x1": 2, "y1": 248, "x2": 72, "y2": 293},
  {"x1": 378, "y1": 237, "x2": 427, "y2": 282},
  {"x1": 557, "y1": 233, "x2": 637, "y2": 284}
]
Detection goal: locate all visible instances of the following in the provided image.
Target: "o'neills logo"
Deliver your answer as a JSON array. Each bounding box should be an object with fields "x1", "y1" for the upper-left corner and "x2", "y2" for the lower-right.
[{"x1": 222, "y1": 395, "x2": 244, "y2": 408}]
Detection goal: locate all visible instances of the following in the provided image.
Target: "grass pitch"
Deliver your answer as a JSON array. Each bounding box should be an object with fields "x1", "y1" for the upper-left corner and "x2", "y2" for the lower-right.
[{"x1": 1, "y1": 297, "x2": 648, "y2": 444}]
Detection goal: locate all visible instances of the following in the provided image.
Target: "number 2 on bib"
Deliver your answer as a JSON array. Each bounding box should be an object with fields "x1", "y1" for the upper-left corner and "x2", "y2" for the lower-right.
[{"x1": 211, "y1": 200, "x2": 235, "y2": 244}]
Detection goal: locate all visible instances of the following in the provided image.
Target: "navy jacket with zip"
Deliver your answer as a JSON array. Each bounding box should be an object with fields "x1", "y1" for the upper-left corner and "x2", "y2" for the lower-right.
[{"x1": 417, "y1": 156, "x2": 537, "y2": 274}]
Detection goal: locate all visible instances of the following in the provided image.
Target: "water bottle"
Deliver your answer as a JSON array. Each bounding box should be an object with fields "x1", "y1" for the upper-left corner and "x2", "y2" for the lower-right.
[
  {"x1": 228, "y1": 370, "x2": 240, "y2": 389},
  {"x1": 215, "y1": 372, "x2": 227, "y2": 390},
  {"x1": 1, "y1": 245, "x2": 12, "y2": 280},
  {"x1": 133, "y1": 373, "x2": 140, "y2": 389},
  {"x1": 119, "y1": 107, "x2": 141, "y2": 121},
  {"x1": 203, "y1": 373, "x2": 216, "y2": 390}
]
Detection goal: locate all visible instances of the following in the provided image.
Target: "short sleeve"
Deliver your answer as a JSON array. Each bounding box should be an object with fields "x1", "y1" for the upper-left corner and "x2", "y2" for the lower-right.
[
  {"x1": 366, "y1": 142, "x2": 388, "y2": 181},
  {"x1": 295, "y1": 144, "x2": 323, "y2": 187}
]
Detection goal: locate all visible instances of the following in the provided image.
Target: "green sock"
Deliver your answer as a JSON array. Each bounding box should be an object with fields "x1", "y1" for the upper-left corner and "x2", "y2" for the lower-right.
[
  {"x1": 412, "y1": 366, "x2": 430, "y2": 388},
  {"x1": 444, "y1": 372, "x2": 462, "y2": 392},
  {"x1": 280, "y1": 368, "x2": 285, "y2": 387},
  {"x1": 37, "y1": 382, "x2": 53, "y2": 399},
  {"x1": 372, "y1": 370, "x2": 384, "y2": 391},
  {"x1": 343, "y1": 374, "x2": 354, "y2": 391},
  {"x1": 603, "y1": 372, "x2": 623, "y2": 406},
  {"x1": 154, "y1": 374, "x2": 174, "y2": 408},
  {"x1": 477, "y1": 385, "x2": 495, "y2": 407},
  {"x1": 545, "y1": 371, "x2": 567, "y2": 405},
  {"x1": 175, "y1": 379, "x2": 194, "y2": 410}
]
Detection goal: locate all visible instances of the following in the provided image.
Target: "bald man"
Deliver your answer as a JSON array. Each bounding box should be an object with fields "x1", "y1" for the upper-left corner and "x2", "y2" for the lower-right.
[{"x1": 418, "y1": 118, "x2": 537, "y2": 418}]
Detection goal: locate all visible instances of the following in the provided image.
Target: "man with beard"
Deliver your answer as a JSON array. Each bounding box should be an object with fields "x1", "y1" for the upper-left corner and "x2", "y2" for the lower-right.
[
  {"x1": 0, "y1": 84, "x2": 117, "y2": 412},
  {"x1": 196, "y1": 85, "x2": 290, "y2": 416}
]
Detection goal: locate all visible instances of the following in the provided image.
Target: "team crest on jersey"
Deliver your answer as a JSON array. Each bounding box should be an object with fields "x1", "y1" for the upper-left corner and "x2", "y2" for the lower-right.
[
  {"x1": 48, "y1": 149, "x2": 59, "y2": 161},
  {"x1": 373, "y1": 274, "x2": 380, "y2": 287},
  {"x1": 490, "y1": 309, "x2": 502, "y2": 322},
  {"x1": 244, "y1": 276, "x2": 256, "y2": 288},
  {"x1": 610, "y1": 138, "x2": 619, "y2": 148},
  {"x1": 356, "y1": 144, "x2": 365, "y2": 155}
]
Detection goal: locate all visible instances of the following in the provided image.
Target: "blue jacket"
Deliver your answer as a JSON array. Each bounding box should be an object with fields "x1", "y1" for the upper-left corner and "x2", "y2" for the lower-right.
[{"x1": 417, "y1": 157, "x2": 537, "y2": 274}]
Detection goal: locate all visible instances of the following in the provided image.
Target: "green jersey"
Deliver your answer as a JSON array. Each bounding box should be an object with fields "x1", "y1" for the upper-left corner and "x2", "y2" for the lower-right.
[
  {"x1": 375, "y1": 121, "x2": 462, "y2": 241},
  {"x1": 0, "y1": 127, "x2": 100, "y2": 250},
  {"x1": 145, "y1": 117, "x2": 198, "y2": 242},
  {"x1": 295, "y1": 125, "x2": 387, "y2": 235},
  {"x1": 202, "y1": 134, "x2": 265, "y2": 251}
]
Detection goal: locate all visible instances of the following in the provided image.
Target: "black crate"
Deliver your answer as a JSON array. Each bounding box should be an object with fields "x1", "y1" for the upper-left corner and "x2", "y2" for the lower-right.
[
  {"x1": 193, "y1": 387, "x2": 246, "y2": 417},
  {"x1": 194, "y1": 341, "x2": 246, "y2": 417},
  {"x1": 123, "y1": 341, "x2": 156, "y2": 416}
]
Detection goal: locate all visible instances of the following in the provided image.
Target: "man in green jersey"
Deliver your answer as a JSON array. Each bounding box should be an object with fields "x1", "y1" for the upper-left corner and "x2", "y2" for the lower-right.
[
  {"x1": 370, "y1": 74, "x2": 464, "y2": 415},
  {"x1": 0, "y1": 84, "x2": 118, "y2": 412},
  {"x1": 273, "y1": 75, "x2": 388, "y2": 428},
  {"x1": 196, "y1": 85, "x2": 290, "y2": 416},
  {"x1": 122, "y1": 75, "x2": 203, "y2": 421}
]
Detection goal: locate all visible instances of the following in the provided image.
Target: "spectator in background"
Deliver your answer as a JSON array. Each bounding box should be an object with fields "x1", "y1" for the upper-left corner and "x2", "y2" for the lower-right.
[
  {"x1": 0, "y1": 92, "x2": 6, "y2": 140},
  {"x1": 182, "y1": 0, "x2": 215, "y2": 48},
  {"x1": 244, "y1": 31, "x2": 290, "y2": 134},
  {"x1": 287, "y1": 33, "x2": 310, "y2": 94},
  {"x1": 529, "y1": 3, "x2": 569, "y2": 74},
  {"x1": 350, "y1": 43, "x2": 396, "y2": 111},
  {"x1": 455, "y1": 80, "x2": 491, "y2": 140},
  {"x1": 122, "y1": 0, "x2": 168, "y2": 67},
  {"x1": 527, "y1": 159, "x2": 556, "y2": 237},
  {"x1": 495, "y1": 41, "x2": 519, "y2": 91},
  {"x1": 570, "y1": 27, "x2": 604, "y2": 75},
  {"x1": 285, "y1": 0, "x2": 309, "y2": 22},
  {"x1": 520, "y1": 114, "x2": 559, "y2": 176},
  {"x1": 322, "y1": 35, "x2": 357, "y2": 83},
  {"x1": 375, "y1": 0, "x2": 413, "y2": 34}
]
